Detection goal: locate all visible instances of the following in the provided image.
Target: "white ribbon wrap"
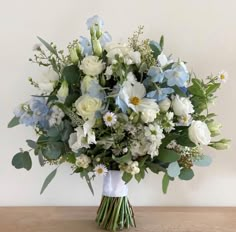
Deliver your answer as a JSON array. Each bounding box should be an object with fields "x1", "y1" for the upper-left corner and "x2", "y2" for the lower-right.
[{"x1": 102, "y1": 171, "x2": 128, "y2": 197}]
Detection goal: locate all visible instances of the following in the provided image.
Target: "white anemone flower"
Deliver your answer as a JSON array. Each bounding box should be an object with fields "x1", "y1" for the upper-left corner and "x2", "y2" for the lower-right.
[
  {"x1": 119, "y1": 79, "x2": 159, "y2": 113},
  {"x1": 94, "y1": 164, "x2": 108, "y2": 176}
]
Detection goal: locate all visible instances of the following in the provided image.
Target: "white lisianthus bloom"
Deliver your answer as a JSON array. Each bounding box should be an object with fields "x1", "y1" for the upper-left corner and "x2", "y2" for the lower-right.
[
  {"x1": 81, "y1": 75, "x2": 96, "y2": 94},
  {"x1": 83, "y1": 118, "x2": 96, "y2": 144},
  {"x1": 80, "y1": 56, "x2": 105, "y2": 76},
  {"x1": 177, "y1": 114, "x2": 192, "y2": 126},
  {"x1": 38, "y1": 69, "x2": 59, "y2": 94},
  {"x1": 74, "y1": 95, "x2": 102, "y2": 120},
  {"x1": 75, "y1": 154, "x2": 91, "y2": 169},
  {"x1": 157, "y1": 53, "x2": 169, "y2": 67},
  {"x1": 188, "y1": 120, "x2": 211, "y2": 145},
  {"x1": 57, "y1": 80, "x2": 69, "y2": 101},
  {"x1": 119, "y1": 79, "x2": 159, "y2": 113},
  {"x1": 172, "y1": 95, "x2": 194, "y2": 116},
  {"x1": 68, "y1": 127, "x2": 89, "y2": 152},
  {"x1": 141, "y1": 109, "x2": 158, "y2": 123},
  {"x1": 128, "y1": 51, "x2": 141, "y2": 65},
  {"x1": 159, "y1": 98, "x2": 171, "y2": 112}
]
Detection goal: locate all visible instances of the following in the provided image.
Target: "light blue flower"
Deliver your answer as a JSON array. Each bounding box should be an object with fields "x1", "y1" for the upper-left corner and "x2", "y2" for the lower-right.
[
  {"x1": 79, "y1": 36, "x2": 92, "y2": 56},
  {"x1": 147, "y1": 87, "x2": 174, "y2": 102},
  {"x1": 164, "y1": 64, "x2": 189, "y2": 87},
  {"x1": 147, "y1": 66, "x2": 165, "y2": 83},
  {"x1": 86, "y1": 15, "x2": 104, "y2": 30},
  {"x1": 87, "y1": 80, "x2": 105, "y2": 100},
  {"x1": 99, "y1": 32, "x2": 112, "y2": 48},
  {"x1": 14, "y1": 105, "x2": 25, "y2": 118},
  {"x1": 116, "y1": 96, "x2": 128, "y2": 113},
  {"x1": 19, "y1": 112, "x2": 36, "y2": 126}
]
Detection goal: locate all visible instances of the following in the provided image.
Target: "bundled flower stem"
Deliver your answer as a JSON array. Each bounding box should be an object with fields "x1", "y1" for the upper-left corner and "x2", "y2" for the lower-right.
[{"x1": 96, "y1": 196, "x2": 135, "y2": 231}]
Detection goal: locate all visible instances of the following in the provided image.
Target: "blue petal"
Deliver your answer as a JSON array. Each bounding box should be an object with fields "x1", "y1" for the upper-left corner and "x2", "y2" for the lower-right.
[
  {"x1": 86, "y1": 15, "x2": 104, "y2": 30},
  {"x1": 100, "y1": 32, "x2": 112, "y2": 48},
  {"x1": 87, "y1": 81, "x2": 105, "y2": 100},
  {"x1": 116, "y1": 96, "x2": 128, "y2": 113},
  {"x1": 79, "y1": 36, "x2": 92, "y2": 56},
  {"x1": 167, "y1": 161, "x2": 180, "y2": 178}
]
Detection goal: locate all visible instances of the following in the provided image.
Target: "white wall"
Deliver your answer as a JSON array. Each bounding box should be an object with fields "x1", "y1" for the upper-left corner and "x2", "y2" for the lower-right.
[{"x1": 1, "y1": 0, "x2": 235, "y2": 206}]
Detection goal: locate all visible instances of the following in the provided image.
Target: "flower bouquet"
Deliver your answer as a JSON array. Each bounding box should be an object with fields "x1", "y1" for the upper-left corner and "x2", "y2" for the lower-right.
[{"x1": 9, "y1": 15, "x2": 230, "y2": 231}]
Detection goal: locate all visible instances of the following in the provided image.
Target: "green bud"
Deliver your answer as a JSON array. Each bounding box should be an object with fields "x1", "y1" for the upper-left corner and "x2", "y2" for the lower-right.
[
  {"x1": 210, "y1": 139, "x2": 230, "y2": 150},
  {"x1": 90, "y1": 26, "x2": 96, "y2": 39},
  {"x1": 96, "y1": 27, "x2": 102, "y2": 39},
  {"x1": 76, "y1": 44, "x2": 82, "y2": 57},
  {"x1": 100, "y1": 75, "x2": 106, "y2": 87},
  {"x1": 92, "y1": 38, "x2": 102, "y2": 57},
  {"x1": 207, "y1": 121, "x2": 222, "y2": 137},
  {"x1": 69, "y1": 48, "x2": 79, "y2": 64}
]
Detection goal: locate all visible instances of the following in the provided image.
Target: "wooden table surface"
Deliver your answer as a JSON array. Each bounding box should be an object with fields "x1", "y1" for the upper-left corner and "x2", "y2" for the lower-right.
[{"x1": 0, "y1": 207, "x2": 236, "y2": 232}]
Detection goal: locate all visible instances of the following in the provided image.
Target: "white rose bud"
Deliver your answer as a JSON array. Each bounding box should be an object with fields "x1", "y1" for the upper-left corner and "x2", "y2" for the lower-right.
[
  {"x1": 74, "y1": 94, "x2": 102, "y2": 120},
  {"x1": 159, "y1": 98, "x2": 171, "y2": 112},
  {"x1": 141, "y1": 109, "x2": 158, "y2": 123},
  {"x1": 80, "y1": 56, "x2": 105, "y2": 76},
  {"x1": 188, "y1": 120, "x2": 211, "y2": 145},
  {"x1": 172, "y1": 95, "x2": 194, "y2": 116}
]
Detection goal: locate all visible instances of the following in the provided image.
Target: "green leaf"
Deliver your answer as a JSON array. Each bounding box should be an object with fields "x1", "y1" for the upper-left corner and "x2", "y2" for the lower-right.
[
  {"x1": 176, "y1": 134, "x2": 196, "y2": 147},
  {"x1": 26, "y1": 140, "x2": 36, "y2": 149},
  {"x1": 64, "y1": 93, "x2": 80, "y2": 107},
  {"x1": 38, "y1": 150, "x2": 45, "y2": 167},
  {"x1": 122, "y1": 172, "x2": 133, "y2": 184},
  {"x1": 40, "y1": 168, "x2": 57, "y2": 194},
  {"x1": 172, "y1": 86, "x2": 187, "y2": 97},
  {"x1": 157, "y1": 149, "x2": 181, "y2": 163},
  {"x1": 149, "y1": 40, "x2": 162, "y2": 58},
  {"x1": 159, "y1": 35, "x2": 164, "y2": 50},
  {"x1": 37, "y1": 36, "x2": 58, "y2": 56},
  {"x1": 8, "y1": 116, "x2": 20, "y2": 128},
  {"x1": 62, "y1": 65, "x2": 80, "y2": 85},
  {"x1": 179, "y1": 168, "x2": 194, "y2": 180},
  {"x1": 12, "y1": 151, "x2": 32, "y2": 171},
  {"x1": 81, "y1": 171, "x2": 94, "y2": 195},
  {"x1": 135, "y1": 168, "x2": 145, "y2": 183},
  {"x1": 188, "y1": 78, "x2": 205, "y2": 97},
  {"x1": 112, "y1": 153, "x2": 132, "y2": 164},
  {"x1": 147, "y1": 162, "x2": 166, "y2": 174},
  {"x1": 162, "y1": 173, "x2": 170, "y2": 194},
  {"x1": 205, "y1": 83, "x2": 220, "y2": 95}
]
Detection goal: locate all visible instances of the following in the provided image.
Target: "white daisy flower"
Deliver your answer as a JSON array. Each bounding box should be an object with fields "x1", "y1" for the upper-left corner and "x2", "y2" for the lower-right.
[
  {"x1": 103, "y1": 112, "x2": 117, "y2": 127},
  {"x1": 94, "y1": 164, "x2": 108, "y2": 176},
  {"x1": 218, "y1": 71, "x2": 228, "y2": 83}
]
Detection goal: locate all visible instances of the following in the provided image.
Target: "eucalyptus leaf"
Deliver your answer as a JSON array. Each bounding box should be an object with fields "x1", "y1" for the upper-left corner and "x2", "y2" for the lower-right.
[
  {"x1": 167, "y1": 161, "x2": 180, "y2": 178},
  {"x1": 40, "y1": 168, "x2": 57, "y2": 194},
  {"x1": 26, "y1": 140, "x2": 36, "y2": 149},
  {"x1": 193, "y1": 155, "x2": 212, "y2": 167},
  {"x1": 62, "y1": 65, "x2": 80, "y2": 84},
  {"x1": 8, "y1": 116, "x2": 20, "y2": 128},
  {"x1": 147, "y1": 162, "x2": 166, "y2": 174},
  {"x1": 149, "y1": 40, "x2": 162, "y2": 58},
  {"x1": 12, "y1": 151, "x2": 32, "y2": 171},
  {"x1": 179, "y1": 168, "x2": 194, "y2": 180},
  {"x1": 37, "y1": 36, "x2": 58, "y2": 56},
  {"x1": 41, "y1": 142, "x2": 64, "y2": 160}
]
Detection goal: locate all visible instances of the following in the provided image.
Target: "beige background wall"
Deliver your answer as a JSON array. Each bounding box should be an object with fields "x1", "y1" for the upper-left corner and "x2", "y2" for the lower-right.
[{"x1": 0, "y1": 0, "x2": 235, "y2": 206}]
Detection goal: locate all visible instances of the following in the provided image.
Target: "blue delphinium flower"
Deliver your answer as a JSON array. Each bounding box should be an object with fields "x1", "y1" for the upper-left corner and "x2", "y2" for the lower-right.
[
  {"x1": 147, "y1": 87, "x2": 174, "y2": 102},
  {"x1": 99, "y1": 32, "x2": 112, "y2": 48},
  {"x1": 164, "y1": 64, "x2": 189, "y2": 87},
  {"x1": 147, "y1": 66, "x2": 165, "y2": 83},
  {"x1": 19, "y1": 113, "x2": 36, "y2": 126},
  {"x1": 86, "y1": 15, "x2": 104, "y2": 30},
  {"x1": 87, "y1": 80, "x2": 105, "y2": 100},
  {"x1": 30, "y1": 97, "x2": 50, "y2": 128},
  {"x1": 14, "y1": 104, "x2": 36, "y2": 126},
  {"x1": 79, "y1": 36, "x2": 92, "y2": 56},
  {"x1": 115, "y1": 96, "x2": 128, "y2": 113}
]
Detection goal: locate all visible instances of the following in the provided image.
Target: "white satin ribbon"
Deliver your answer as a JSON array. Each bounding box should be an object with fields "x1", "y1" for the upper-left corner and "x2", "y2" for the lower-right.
[{"x1": 102, "y1": 171, "x2": 128, "y2": 197}]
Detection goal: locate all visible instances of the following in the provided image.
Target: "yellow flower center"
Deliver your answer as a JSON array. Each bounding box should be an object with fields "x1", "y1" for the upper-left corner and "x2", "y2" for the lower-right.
[
  {"x1": 106, "y1": 116, "x2": 113, "y2": 122},
  {"x1": 130, "y1": 96, "x2": 140, "y2": 105},
  {"x1": 97, "y1": 168, "x2": 104, "y2": 174},
  {"x1": 220, "y1": 74, "x2": 225, "y2": 80},
  {"x1": 183, "y1": 115, "x2": 188, "y2": 122}
]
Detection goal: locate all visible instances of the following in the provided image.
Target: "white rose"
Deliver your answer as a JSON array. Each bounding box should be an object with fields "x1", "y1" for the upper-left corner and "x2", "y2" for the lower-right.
[
  {"x1": 81, "y1": 75, "x2": 96, "y2": 94},
  {"x1": 141, "y1": 109, "x2": 158, "y2": 123},
  {"x1": 74, "y1": 94, "x2": 102, "y2": 120},
  {"x1": 159, "y1": 98, "x2": 171, "y2": 112},
  {"x1": 172, "y1": 95, "x2": 194, "y2": 116},
  {"x1": 38, "y1": 69, "x2": 59, "y2": 93},
  {"x1": 80, "y1": 56, "x2": 105, "y2": 76},
  {"x1": 188, "y1": 120, "x2": 211, "y2": 145}
]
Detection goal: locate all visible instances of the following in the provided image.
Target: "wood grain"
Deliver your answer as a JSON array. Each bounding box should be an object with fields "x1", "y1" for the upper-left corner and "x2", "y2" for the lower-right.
[{"x1": 0, "y1": 207, "x2": 236, "y2": 232}]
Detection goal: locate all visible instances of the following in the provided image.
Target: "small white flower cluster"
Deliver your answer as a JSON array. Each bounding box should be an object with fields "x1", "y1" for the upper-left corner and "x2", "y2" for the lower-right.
[
  {"x1": 75, "y1": 154, "x2": 91, "y2": 169},
  {"x1": 144, "y1": 123, "x2": 165, "y2": 158},
  {"x1": 122, "y1": 161, "x2": 140, "y2": 176},
  {"x1": 49, "y1": 105, "x2": 65, "y2": 127}
]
